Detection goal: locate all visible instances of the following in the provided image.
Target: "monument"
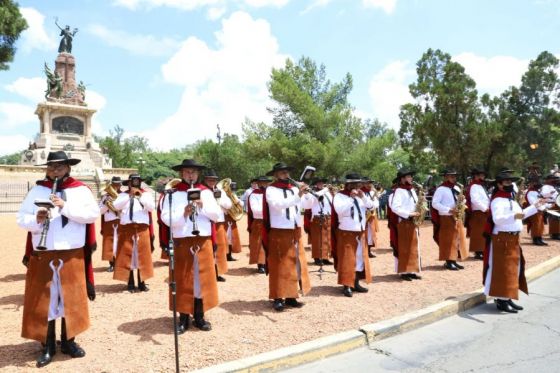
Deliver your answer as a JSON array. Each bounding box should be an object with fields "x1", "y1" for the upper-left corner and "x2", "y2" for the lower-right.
[{"x1": 19, "y1": 19, "x2": 112, "y2": 176}]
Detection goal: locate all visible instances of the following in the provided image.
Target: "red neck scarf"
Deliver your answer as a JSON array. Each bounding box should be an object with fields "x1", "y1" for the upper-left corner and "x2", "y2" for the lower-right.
[
  {"x1": 440, "y1": 181, "x2": 455, "y2": 188},
  {"x1": 270, "y1": 181, "x2": 293, "y2": 189},
  {"x1": 397, "y1": 183, "x2": 413, "y2": 190},
  {"x1": 37, "y1": 176, "x2": 84, "y2": 189}
]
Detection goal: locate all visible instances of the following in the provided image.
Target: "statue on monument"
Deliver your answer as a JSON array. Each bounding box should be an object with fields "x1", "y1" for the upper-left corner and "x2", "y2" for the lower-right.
[
  {"x1": 55, "y1": 17, "x2": 78, "y2": 54},
  {"x1": 44, "y1": 62, "x2": 63, "y2": 99}
]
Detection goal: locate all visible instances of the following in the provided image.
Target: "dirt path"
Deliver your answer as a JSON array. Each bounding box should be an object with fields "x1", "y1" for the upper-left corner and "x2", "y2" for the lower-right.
[{"x1": 1, "y1": 214, "x2": 558, "y2": 372}]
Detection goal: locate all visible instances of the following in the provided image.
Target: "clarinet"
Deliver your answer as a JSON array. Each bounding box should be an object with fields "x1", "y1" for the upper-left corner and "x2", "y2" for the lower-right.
[
  {"x1": 189, "y1": 181, "x2": 200, "y2": 236},
  {"x1": 37, "y1": 177, "x2": 59, "y2": 250}
]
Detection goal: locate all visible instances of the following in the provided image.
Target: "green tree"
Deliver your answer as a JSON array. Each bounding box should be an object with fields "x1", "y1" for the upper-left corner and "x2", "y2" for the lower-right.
[
  {"x1": 0, "y1": 0, "x2": 28, "y2": 70},
  {"x1": 0, "y1": 151, "x2": 20, "y2": 164},
  {"x1": 95, "y1": 125, "x2": 150, "y2": 169}
]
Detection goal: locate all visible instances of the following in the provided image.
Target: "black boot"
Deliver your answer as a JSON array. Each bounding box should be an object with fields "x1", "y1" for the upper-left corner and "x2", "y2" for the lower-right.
[
  {"x1": 257, "y1": 264, "x2": 266, "y2": 274},
  {"x1": 400, "y1": 273, "x2": 413, "y2": 281},
  {"x1": 313, "y1": 258, "x2": 322, "y2": 265},
  {"x1": 343, "y1": 286, "x2": 353, "y2": 297},
  {"x1": 193, "y1": 298, "x2": 212, "y2": 331},
  {"x1": 508, "y1": 299, "x2": 524, "y2": 311},
  {"x1": 444, "y1": 261, "x2": 458, "y2": 270},
  {"x1": 496, "y1": 299, "x2": 517, "y2": 313},
  {"x1": 453, "y1": 261, "x2": 464, "y2": 270},
  {"x1": 353, "y1": 273, "x2": 368, "y2": 293},
  {"x1": 215, "y1": 265, "x2": 226, "y2": 282},
  {"x1": 368, "y1": 248, "x2": 375, "y2": 258},
  {"x1": 226, "y1": 246, "x2": 237, "y2": 261},
  {"x1": 552, "y1": 234, "x2": 560, "y2": 240},
  {"x1": 36, "y1": 320, "x2": 56, "y2": 368},
  {"x1": 127, "y1": 270, "x2": 135, "y2": 292},
  {"x1": 538, "y1": 237, "x2": 549, "y2": 246},
  {"x1": 533, "y1": 237, "x2": 545, "y2": 246},
  {"x1": 107, "y1": 258, "x2": 114, "y2": 272},
  {"x1": 474, "y1": 251, "x2": 484, "y2": 260},
  {"x1": 176, "y1": 313, "x2": 190, "y2": 334},
  {"x1": 137, "y1": 271, "x2": 149, "y2": 292},
  {"x1": 322, "y1": 259, "x2": 333, "y2": 265},
  {"x1": 285, "y1": 298, "x2": 304, "y2": 308},
  {"x1": 409, "y1": 273, "x2": 422, "y2": 280},
  {"x1": 273, "y1": 298, "x2": 285, "y2": 311},
  {"x1": 60, "y1": 318, "x2": 85, "y2": 358}
]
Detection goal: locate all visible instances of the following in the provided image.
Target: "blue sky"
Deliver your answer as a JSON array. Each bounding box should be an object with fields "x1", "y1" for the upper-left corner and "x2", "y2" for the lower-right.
[{"x1": 1, "y1": 0, "x2": 559, "y2": 155}]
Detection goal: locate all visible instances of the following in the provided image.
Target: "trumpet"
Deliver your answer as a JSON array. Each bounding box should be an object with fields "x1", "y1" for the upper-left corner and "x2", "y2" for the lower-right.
[
  {"x1": 37, "y1": 177, "x2": 59, "y2": 250},
  {"x1": 187, "y1": 181, "x2": 200, "y2": 236}
]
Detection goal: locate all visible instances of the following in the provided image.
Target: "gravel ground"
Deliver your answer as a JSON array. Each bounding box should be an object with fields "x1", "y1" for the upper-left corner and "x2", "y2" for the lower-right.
[{"x1": 1, "y1": 214, "x2": 559, "y2": 372}]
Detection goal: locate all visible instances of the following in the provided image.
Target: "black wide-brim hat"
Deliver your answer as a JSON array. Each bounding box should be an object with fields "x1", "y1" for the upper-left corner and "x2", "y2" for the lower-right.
[
  {"x1": 110, "y1": 176, "x2": 123, "y2": 184},
  {"x1": 256, "y1": 175, "x2": 272, "y2": 182},
  {"x1": 362, "y1": 176, "x2": 374, "y2": 183},
  {"x1": 495, "y1": 171, "x2": 520, "y2": 182},
  {"x1": 122, "y1": 173, "x2": 143, "y2": 186},
  {"x1": 397, "y1": 168, "x2": 416, "y2": 179},
  {"x1": 266, "y1": 162, "x2": 295, "y2": 176},
  {"x1": 41, "y1": 151, "x2": 81, "y2": 166},
  {"x1": 344, "y1": 173, "x2": 363, "y2": 184},
  {"x1": 172, "y1": 159, "x2": 206, "y2": 171},
  {"x1": 470, "y1": 166, "x2": 487, "y2": 175},
  {"x1": 204, "y1": 169, "x2": 219, "y2": 179},
  {"x1": 544, "y1": 174, "x2": 560, "y2": 181},
  {"x1": 440, "y1": 168, "x2": 458, "y2": 176}
]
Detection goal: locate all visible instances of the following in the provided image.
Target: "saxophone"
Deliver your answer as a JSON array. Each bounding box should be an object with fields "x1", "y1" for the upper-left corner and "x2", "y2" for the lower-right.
[
  {"x1": 454, "y1": 182, "x2": 467, "y2": 223},
  {"x1": 412, "y1": 182, "x2": 428, "y2": 227}
]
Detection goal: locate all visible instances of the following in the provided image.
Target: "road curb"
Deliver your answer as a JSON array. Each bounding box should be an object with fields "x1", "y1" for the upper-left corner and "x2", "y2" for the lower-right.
[{"x1": 194, "y1": 255, "x2": 560, "y2": 373}]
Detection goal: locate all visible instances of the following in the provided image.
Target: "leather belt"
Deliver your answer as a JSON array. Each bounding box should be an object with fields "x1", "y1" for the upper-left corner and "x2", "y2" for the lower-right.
[{"x1": 498, "y1": 231, "x2": 520, "y2": 235}]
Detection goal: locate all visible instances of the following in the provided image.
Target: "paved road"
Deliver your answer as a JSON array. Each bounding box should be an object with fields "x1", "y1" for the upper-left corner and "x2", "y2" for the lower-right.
[{"x1": 284, "y1": 268, "x2": 560, "y2": 373}]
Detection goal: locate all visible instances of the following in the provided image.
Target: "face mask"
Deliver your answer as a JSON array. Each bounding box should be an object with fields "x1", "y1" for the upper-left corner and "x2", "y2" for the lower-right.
[{"x1": 503, "y1": 185, "x2": 514, "y2": 192}]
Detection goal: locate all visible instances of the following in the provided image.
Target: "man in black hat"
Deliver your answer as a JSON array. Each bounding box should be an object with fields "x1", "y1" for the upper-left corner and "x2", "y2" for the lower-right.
[
  {"x1": 161, "y1": 159, "x2": 220, "y2": 332},
  {"x1": 431, "y1": 168, "x2": 467, "y2": 270},
  {"x1": 17, "y1": 151, "x2": 99, "y2": 367},
  {"x1": 99, "y1": 176, "x2": 123, "y2": 272},
  {"x1": 389, "y1": 168, "x2": 422, "y2": 281},
  {"x1": 332, "y1": 173, "x2": 374, "y2": 297},
  {"x1": 112, "y1": 174, "x2": 155, "y2": 292},
  {"x1": 523, "y1": 175, "x2": 549, "y2": 246},
  {"x1": 542, "y1": 174, "x2": 560, "y2": 239},
  {"x1": 361, "y1": 177, "x2": 380, "y2": 258},
  {"x1": 262, "y1": 162, "x2": 311, "y2": 311},
  {"x1": 302, "y1": 177, "x2": 333, "y2": 265},
  {"x1": 242, "y1": 178, "x2": 258, "y2": 212},
  {"x1": 203, "y1": 169, "x2": 233, "y2": 281},
  {"x1": 247, "y1": 176, "x2": 271, "y2": 273},
  {"x1": 484, "y1": 170, "x2": 546, "y2": 313},
  {"x1": 465, "y1": 167, "x2": 490, "y2": 260}
]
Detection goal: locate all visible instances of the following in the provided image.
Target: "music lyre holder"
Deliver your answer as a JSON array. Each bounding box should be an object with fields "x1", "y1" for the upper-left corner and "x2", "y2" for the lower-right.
[
  {"x1": 308, "y1": 194, "x2": 335, "y2": 280},
  {"x1": 166, "y1": 189, "x2": 180, "y2": 373}
]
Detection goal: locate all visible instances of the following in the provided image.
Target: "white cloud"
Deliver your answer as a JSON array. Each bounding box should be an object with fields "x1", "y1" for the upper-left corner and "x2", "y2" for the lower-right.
[
  {"x1": 0, "y1": 102, "x2": 36, "y2": 129},
  {"x1": 148, "y1": 11, "x2": 288, "y2": 150},
  {"x1": 368, "y1": 60, "x2": 414, "y2": 130},
  {"x1": 362, "y1": 0, "x2": 397, "y2": 14},
  {"x1": 208, "y1": 6, "x2": 227, "y2": 20},
  {"x1": 88, "y1": 24, "x2": 181, "y2": 57},
  {"x1": 300, "y1": 0, "x2": 332, "y2": 14},
  {"x1": 0, "y1": 135, "x2": 30, "y2": 156},
  {"x1": 19, "y1": 7, "x2": 57, "y2": 52},
  {"x1": 4, "y1": 77, "x2": 45, "y2": 103},
  {"x1": 453, "y1": 53, "x2": 529, "y2": 96}
]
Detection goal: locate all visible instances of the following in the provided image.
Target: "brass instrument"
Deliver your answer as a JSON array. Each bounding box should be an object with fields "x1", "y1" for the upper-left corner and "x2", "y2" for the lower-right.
[
  {"x1": 216, "y1": 178, "x2": 244, "y2": 221},
  {"x1": 412, "y1": 182, "x2": 428, "y2": 227},
  {"x1": 37, "y1": 177, "x2": 59, "y2": 250},
  {"x1": 516, "y1": 177, "x2": 526, "y2": 206},
  {"x1": 454, "y1": 182, "x2": 467, "y2": 223},
  {"x1": 102, "y1": 181, "x2": 120, "y2": 216},
  {"x1": 187, "y1": 181, "x2": 200, "y2": 236},
  {"x1": 326, "y1": 184, "x2": 339, "y2": 195},
  {"x1": 287, "y1": 177, "x2": 321, "y2": 199},
  {"x1": 165, "y1": 178, "x2": 182, "y2": 192}
]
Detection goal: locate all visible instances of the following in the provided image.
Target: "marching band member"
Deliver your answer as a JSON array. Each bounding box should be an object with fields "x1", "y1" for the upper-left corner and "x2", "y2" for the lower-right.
[
  {"x1": 332, "y1": 173, "x2": 374, "y2": 297},
  {"x1": 247, "y1": 176, "x2": 271, "y2": 273},
  {"x1": 431, "y1": 168, "x2": 466, "y2": 271},
  {"x1": 263, "y1": 162, "x2": 311, "y2": 311},
  {"x1": 113, "y1": 174, "x2": 155, "y2": 292},
  {"x1": 465, "y1": 167, "x2": 490, "y2": 260},
  {"x1": 225, "y1": 181, "x2": 242, "y2": 262},
  {"x1": 242, "y1": 178, "x2": 258, "y2": 212},
  {"x1": 161, "y1": 159, "x2": 221, "y2": 332},
  {"x1": 362, "y1": 177, "x2": 380, "y2": 258},
  {"x1": 17, "y1": 151, "x2": 99, "y2": 367},
  {"x1": 542, "y1": 174, "x2": 560, "y2": 240},
  {"x1": 203, "y1": 170, "x2": 232, "y2": 282},
  {"x1": 99, "y1": 176, "x2": 123, "y2": 272},
  {"x1": 302, "y1": 178, "x2": 333, "y2": 265},
  {"x1": 524, "y1": 175, "x2": 547, "y2": 246},
  {"x1": 484, "y1": 170, "x2": 545, "y2": 313},
  {"x1": 389, "y1": 169, "x2": 422, "y2": 281}
]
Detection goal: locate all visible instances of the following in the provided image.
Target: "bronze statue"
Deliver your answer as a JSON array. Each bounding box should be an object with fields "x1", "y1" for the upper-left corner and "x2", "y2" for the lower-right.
[
  {"x1": 44, "y1": 63, "x2": 62, "y2": 99},
  {"x1": 55, "y1": 18, "x2": 78, "y2": 53}
]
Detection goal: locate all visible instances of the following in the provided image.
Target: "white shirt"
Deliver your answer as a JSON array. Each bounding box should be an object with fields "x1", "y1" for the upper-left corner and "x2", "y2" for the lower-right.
[
  {"x1": 215, "y1": 192, "x2": 232, "y2": 223},
  {"x1": 265, "y1": 186, "x2": 302, "y2": 229},
  {"x1": 363, "y1": 190, "x2": 380, "y2": 213},
  {"x1": 301, "y1": 188, "x2": 332, "y2": 217},
  {"x1": 390, "y1": 187, "x2": 418, "y2": 220},
  {"x1": 99, "y1": 194, "x2": 120, "y2": 222},
  {"x1": 17, "y1": 184, "x2": 99, "y2": 251},
  {"x1": 333, "y1": 192, "x2": 374, "y2": 232},
  {"x1": 470, "y1": 184, "x2": 490, "y2": 212},
  {"x1": 248, "y1": 191, "x2": 264, "y2": 219},
  {"x1": 492, "y1": 197, "x2": 538, "y2": 234},
  {"x1": 114, "y1": 191, "x2": 155, "y2": 225},
  {"x1": 541, "y1": 184, "x2": 558, "y2": 202},
  {"x1": 432, "y1": 185, "x2": 460, "y2": 216},
  {"x1": 160, "y1": 188, "x2": 220, "y2": 238}
]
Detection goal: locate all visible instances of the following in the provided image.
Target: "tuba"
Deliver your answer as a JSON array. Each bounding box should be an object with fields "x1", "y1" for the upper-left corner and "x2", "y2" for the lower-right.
[
  {"x1": 165, "y1": 178, "x2": 182, "y2": 192},
  {"x1": 217, "y1": 178, "x2": 244, "y2": 221},
  {"x1": 412, "y1": 182, "x2": 428, "y2": 227},
  {"x1": 103, "y1": 181, "x2": 120, "y2": 216}
]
